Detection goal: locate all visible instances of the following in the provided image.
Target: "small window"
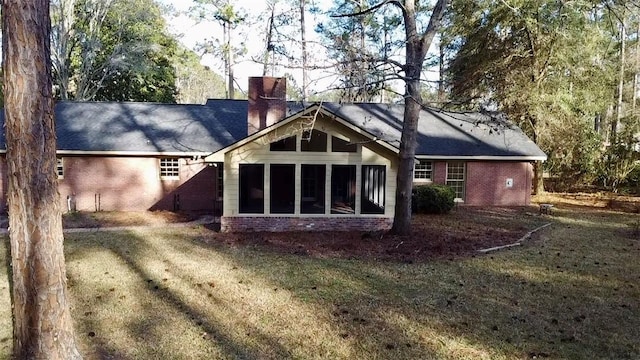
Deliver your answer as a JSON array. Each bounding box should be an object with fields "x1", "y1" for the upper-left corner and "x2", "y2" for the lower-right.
[
  {"x1": 414, "y1": 161, "x2": 433, "y2": 181},
  {"x1": 331, "y1": 136, "x2": 357, "y2": 153},
  {"x1": 301, "y1": 130, "x2": 328, "y2": 152},
  {"x1": 56, "y1": 157, "x2": 64, "y2": 179},
  {"x1": 160, "y1": 158, "x2": 180, "y2": 179},
  {"x1": 270, "y1": 136, "x2": 296, "y2": 151}
]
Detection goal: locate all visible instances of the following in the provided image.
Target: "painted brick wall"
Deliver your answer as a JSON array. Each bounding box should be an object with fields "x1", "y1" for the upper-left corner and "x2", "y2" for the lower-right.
[{"x1": 221, "y1": 216, "x2": 393, "y2": 232}]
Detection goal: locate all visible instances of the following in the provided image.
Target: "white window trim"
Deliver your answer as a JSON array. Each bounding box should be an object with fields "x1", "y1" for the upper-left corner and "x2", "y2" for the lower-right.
[
  {"x1": 446, "y1": 162, "x2": 466, "y2": 201},
  {"x1": 414, "y1": 161, "x2": 433, "y2": 182},
  {"x1": 56, "y1": 157, "x2": 64, "y2": 179},
  {"x1": 160, "y1": 158, "x2": 180, "y2": 180}
]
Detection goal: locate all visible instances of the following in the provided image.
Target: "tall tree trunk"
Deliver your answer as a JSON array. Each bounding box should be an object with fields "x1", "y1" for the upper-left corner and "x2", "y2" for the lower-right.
[
  {"x1": 262, "y1": 3, "x2": 276, "y2": 76},
  {"x1": 634, "y1": 20, "x2": 639, "y2": 111},
  {"x1": 391, "y1": 0, "x2": 449, "y2": 235},
  {"x1": 533, "y1": 160, "x2": 545, "y2": 195},
  {"x1": 225, "y1": 22, "x2": 235, "y2": 99},
  {"x1": 300, "y1": 0, "x2": 309, "y2": 101},
  {"x1": 2, "y1": 1, "x2": 82, "y2": 358},
  {"x1": 613, "y1": 18, "x2": 626, "y2": 143}
]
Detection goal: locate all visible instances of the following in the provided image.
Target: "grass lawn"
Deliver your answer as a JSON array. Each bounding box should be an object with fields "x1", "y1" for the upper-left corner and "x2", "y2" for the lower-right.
[{"x1": 1, "y1": 201, "x2": 639, "y2": 359}]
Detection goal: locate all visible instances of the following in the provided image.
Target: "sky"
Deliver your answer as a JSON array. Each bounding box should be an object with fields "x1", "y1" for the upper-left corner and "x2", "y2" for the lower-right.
[{"x1": 159, "y1": 0, "x2": 335, "y2": 95}]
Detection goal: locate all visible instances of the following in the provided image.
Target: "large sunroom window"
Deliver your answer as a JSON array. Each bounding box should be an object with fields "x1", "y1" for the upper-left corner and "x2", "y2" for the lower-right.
[
  {"x1": 270, "y1": 164, "x2": 295, "y2": 214},
  {"x1": 301, "y1": 164, "x2": 326, "y2": 214},
  {"x1": 361, "y1": 165, "x2": 385, "y2": 214},
  {"x1": 239, "y1": 164, "x2": 264, "y2": 213},
  {"x1": 331, "y1": 165, "x2": 356, "y2": 214}
]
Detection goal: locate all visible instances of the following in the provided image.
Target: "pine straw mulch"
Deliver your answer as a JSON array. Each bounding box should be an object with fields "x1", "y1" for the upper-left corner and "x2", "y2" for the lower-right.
[{"x1": 207, "y1": 207, "x2": 549, "y2": 263}]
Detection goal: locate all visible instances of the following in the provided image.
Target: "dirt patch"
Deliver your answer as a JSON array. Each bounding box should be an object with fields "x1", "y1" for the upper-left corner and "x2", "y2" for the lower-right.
[{"x1": 207, "y1": 207, "x2": 548, "y2": 262}]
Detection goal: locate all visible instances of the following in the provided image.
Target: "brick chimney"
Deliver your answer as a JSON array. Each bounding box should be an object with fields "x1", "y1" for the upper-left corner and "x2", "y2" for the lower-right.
[{"x1": 247, "y1": 76, "x2": 286, "y2": 135}]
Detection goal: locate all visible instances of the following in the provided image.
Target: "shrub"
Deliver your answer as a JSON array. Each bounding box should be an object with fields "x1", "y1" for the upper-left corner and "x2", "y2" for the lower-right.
[{"x1": 412, "y1": 184, "x2": 455, "y2": 214}]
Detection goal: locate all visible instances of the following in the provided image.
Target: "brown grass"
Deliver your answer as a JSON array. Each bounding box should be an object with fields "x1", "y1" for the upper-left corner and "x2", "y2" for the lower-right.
[
  {"x1": 61, "y1": 210, "x2": 198, "y2": 228},
  {"x1": 1, "y1": 199, "x2": 639, "y2": 359}
]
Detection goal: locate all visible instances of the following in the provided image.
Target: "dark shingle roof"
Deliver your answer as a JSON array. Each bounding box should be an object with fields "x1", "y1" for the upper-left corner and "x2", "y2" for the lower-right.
[
  {"x1": 0, "y1": 100, "x2": 545, "y2": 159},
  {"x1": 318, "y1": 102, "x2": 546, "y2": 158},
  {"x1": 1, "y1": 100, "x2": 247, "y2": 154}
]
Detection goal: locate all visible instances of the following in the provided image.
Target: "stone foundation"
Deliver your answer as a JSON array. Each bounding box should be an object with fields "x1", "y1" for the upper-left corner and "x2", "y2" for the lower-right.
[{"x1": 221, "y1": 216, "x2": 393, "y2": 232}]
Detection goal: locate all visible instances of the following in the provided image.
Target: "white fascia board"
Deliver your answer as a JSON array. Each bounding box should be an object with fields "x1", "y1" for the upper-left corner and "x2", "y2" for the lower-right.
[
  {"x1": 55, "y1": 150, "x2": 212, "y2": 157},
  {"x1": 416, "y1": 155, "x2": 548, "y2": 161}
]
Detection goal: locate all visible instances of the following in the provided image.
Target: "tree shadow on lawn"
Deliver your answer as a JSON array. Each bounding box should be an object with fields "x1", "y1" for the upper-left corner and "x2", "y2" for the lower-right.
[
  {"x1": 183, "y1": 210, "x2": 640, "y2": 359},
  {"x1": 65, "y1": 231, "x2": 292, "y2": 360},
  {"x1": 60, "y1": 204, "x2": 640, "y2": 359}
]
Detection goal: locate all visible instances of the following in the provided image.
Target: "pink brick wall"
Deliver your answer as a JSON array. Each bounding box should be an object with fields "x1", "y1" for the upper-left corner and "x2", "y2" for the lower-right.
[
  {"x1": 221, "y1": 216, "x2": 393, "y2": 232},
  {"x1": 57, "y1": 156, "x2": 218, "y2": 212}
]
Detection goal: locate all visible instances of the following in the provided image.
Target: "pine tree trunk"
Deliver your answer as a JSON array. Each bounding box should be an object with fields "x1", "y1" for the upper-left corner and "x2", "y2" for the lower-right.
[
  {"x1": 391, "y1": 0, "x2": 449, "y2": 235},
  {"x1": 2, "y1": 1, "x2": 82, "y2": 358}
]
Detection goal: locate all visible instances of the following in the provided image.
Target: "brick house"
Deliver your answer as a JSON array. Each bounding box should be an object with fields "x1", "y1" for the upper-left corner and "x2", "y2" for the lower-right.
[{"x1": 0, "y1": 77, "x2": 546, "y2": 231}]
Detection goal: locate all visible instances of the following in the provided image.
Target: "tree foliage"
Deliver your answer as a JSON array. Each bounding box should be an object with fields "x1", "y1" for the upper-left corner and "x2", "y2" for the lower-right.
[
  {"x1": 51, "y1": 0, "x2": 178, "y2": 102},
  {"x1": 317, "y1": 0, "x2": 404, "y2": 102},
  {"x1": 190, "y1": 0, "x2": 247, "y2": 99},
  {"x1": 174, "y1": 47, "x2": 228, "y2": 104},
  {"x1": 445, "y1": 0, "x2": 640, "y2": 192}
]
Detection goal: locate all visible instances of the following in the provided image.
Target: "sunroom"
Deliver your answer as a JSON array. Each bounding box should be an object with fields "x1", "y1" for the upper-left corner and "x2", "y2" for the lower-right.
[{"x1": 207, "y1": 105, "x2": 399, "y2": 232}]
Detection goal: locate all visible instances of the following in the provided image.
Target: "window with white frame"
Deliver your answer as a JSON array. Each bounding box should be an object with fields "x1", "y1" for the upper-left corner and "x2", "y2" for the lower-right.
[
  {"x1": 414, "y1": 161, "x2": 433, "y2": 181},
  {"x1": 56, "y1": 157, "x2": 64, "y2": 179},
  {"x1": 160, "y1": 158, "x2": 180, "y2": 179},
  {"x1": 446, "y1": 162, "x2": 465, "y2": 200}
]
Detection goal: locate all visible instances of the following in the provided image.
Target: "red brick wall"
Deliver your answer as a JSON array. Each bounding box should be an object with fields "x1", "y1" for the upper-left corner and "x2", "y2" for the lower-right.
[
  {"x1": 54, "y1": 156, "x2": 218, "y2": 212},
  {"x1": 465, "y1": 161, "x2": 532, "y2": 206},
  {"x1": 221, "y1": 216, "x2": 393, "y2": 232},
  {"x1": 415, "y1": 160, "x2": 533, "y2": 206}
]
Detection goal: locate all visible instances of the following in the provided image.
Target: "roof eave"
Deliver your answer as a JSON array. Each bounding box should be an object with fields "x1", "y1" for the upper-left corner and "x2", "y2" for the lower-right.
[{"x1": 416, "y1": 154, "x2": 547, "y2": 161}]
